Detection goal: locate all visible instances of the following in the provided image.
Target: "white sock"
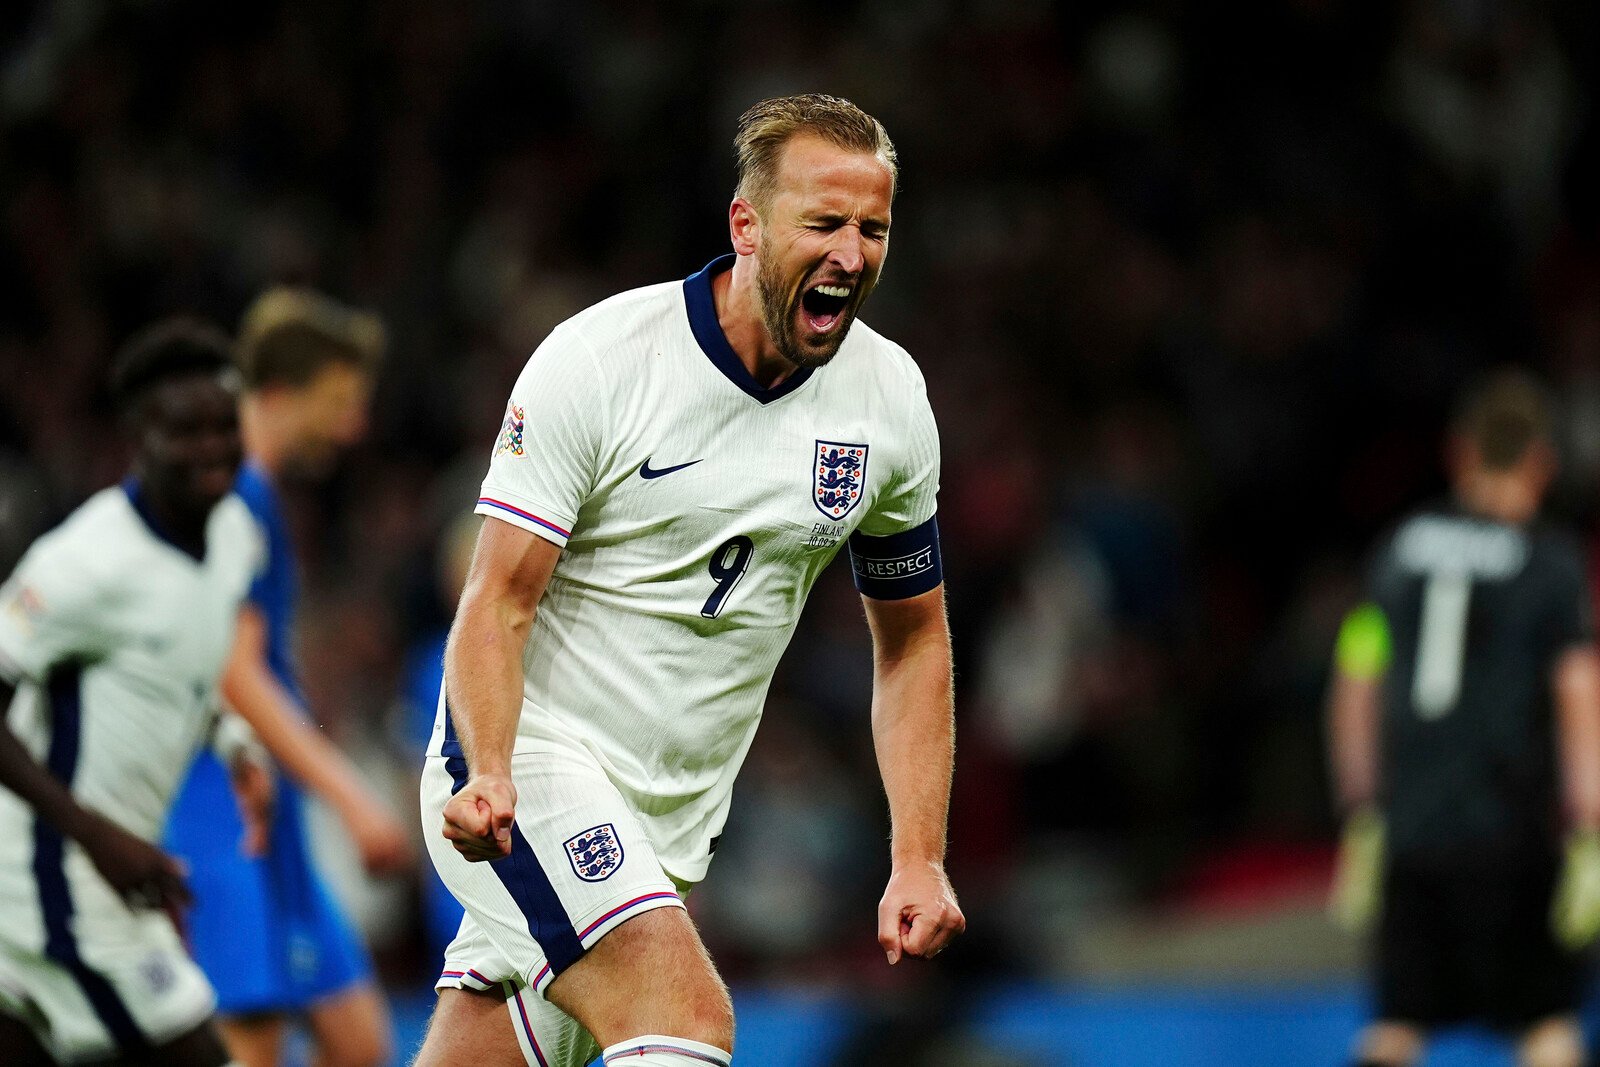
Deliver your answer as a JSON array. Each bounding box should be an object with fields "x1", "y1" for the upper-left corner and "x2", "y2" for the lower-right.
[{"x1": 601, "y1": 1034, "x2": 732, "y2": 1066}]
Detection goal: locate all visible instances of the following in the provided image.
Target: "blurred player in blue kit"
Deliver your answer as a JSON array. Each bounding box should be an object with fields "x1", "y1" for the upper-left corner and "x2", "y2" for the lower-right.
[
  {"x1": 164, "y1": 290, "x2": 414, "y2": 1067},
  {"x1": 416, "y1": 94, "x2": 966, "y2": 1067},
  {"x1": 1328, "y1": 371, "x2": 1600, "y2": 1067},
  {"x1": 0, "y1": 320, "x2": 267, "y2": 1065}
]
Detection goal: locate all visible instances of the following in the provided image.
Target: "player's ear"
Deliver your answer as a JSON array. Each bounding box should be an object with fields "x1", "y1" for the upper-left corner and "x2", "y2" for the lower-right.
[{"x1": 729, "y1": 197, "x2": 760, "y2": 256}]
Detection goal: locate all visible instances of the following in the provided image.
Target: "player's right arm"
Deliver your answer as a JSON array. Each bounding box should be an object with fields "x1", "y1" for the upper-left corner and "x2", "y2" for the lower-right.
[
  {"x1": 0, "y1": 675, "x2": 191, "y2": 911},
  {"x1": 219, "y1": 604, "x2": 415, "y2": 873},
  {"x1": 1326, "y1": 601, "x2": 1390, "y2": 933},
  {"x1": 0, "y1": 548, "x2": 189, "y2": 912},
  {"x1": 439, "y1": 516, "x2": 561, "y2": 861},
  {"x1": 1555, "y1": 646, "x2": 1600, "y2": 832},
  {"x1": 1327, "y1": 602, "x2": 1390, "y2": 814},
  {"x1": 1546, "y1": 540, "x2": 1600, "y2": 948}
]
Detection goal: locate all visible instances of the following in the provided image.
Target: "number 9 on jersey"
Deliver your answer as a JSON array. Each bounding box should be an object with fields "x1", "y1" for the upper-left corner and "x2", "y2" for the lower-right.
[{"x1": 701, "y1": 536, "x2": 754, "y2": 619}]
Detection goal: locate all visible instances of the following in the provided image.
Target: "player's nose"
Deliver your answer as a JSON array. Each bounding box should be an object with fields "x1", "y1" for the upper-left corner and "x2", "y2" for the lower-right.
[{"x1": 825, "y1": 229, "x2": 866, "y2": 276}]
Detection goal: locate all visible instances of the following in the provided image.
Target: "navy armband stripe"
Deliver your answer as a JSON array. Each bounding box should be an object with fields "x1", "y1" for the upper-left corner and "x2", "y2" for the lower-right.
[{"x1": 849, "y1": 516, "x2": 942, "y2": 600}]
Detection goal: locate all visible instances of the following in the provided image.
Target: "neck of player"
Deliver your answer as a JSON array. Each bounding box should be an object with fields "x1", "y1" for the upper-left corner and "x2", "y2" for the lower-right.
[
  {"x1": 134, "y1": 475, "x2": 211, "y2": 555},
  {"x1": 239, "y1": 394, "x2": 287, "y2": 478},
  {"x1": 1456, "y1": 469, "x2": 1541, "y2": 526},
  {"x1": 714, "y1": 260, "x2": 799, "y2": 390}
]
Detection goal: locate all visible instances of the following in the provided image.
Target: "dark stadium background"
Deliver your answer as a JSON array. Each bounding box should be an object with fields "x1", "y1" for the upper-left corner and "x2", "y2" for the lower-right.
[{"x1": 4, "y1": 2, "x2": 1600, "y2": 1064}]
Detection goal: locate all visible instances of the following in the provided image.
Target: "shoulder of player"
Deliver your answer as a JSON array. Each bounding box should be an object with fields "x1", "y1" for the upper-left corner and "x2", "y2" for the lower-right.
[
  {"x1": 210, "y1": 492, "x2": 262, "y2": 542},
  {"x1": 1366, "y1": 506, "x2": 1441, "y2": 578},
  {"x1": 1527, "y1": 521, "x2": 1589, "y2": 575},
  {"x1": 847, "y1": 319, "x2": 921, "y2": 376},
  {"x1": 835, "y1": 319, "x2": 931, "y2": 410},
  {"x1": 21, "y1": 487, "x2": 141, "y2": 587},
  {"x1": 548, "y1": 279, "x2": 684, "y2": 366}
]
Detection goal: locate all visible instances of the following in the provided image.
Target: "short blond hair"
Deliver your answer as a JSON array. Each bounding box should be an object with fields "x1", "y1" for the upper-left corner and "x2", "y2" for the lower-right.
[
  {"x1": 734, "y1": 93, "x2": 897, "y2": 211},
  {"x1": 237, "y1": 287, "x2": 385, "y2": 389}
]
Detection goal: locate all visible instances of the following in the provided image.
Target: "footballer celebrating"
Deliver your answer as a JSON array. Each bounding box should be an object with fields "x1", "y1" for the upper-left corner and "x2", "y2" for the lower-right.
[{"x1": 417, "y1": 94, "x2": 964, "y2": 1067}]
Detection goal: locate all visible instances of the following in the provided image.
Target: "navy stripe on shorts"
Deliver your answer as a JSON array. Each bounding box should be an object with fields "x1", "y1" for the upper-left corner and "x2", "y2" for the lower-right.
[{"x1": 442, "y1": 750, "x2": 586, "y2": 977}]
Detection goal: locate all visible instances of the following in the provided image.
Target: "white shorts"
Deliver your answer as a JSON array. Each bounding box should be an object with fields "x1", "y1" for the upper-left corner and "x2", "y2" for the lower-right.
[
  {"x1": 421, "y1": 746, "x2": 687, "y2": 1067},
  {"x1": 0, "y1": 885, "x2": 215, "y2": 1064}
]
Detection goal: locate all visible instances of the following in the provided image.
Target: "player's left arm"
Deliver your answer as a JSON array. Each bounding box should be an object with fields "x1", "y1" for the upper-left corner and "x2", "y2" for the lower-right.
[
  {"x1": 1325, "y1": 601, "x2": 1390, "y2": 933},
  {"x1": 1554, "y1": 645, "x2": 1600, "y2": 833},
  {"x1": 1327, "y1": 601, "x2": 1389, "y2": 816},
  {"x1": 1543, "y1": 539, "x2": 1600, "y2": 949},
  {"x1": 1549, "y1": 644, "x2": 1600, "y2": 949},
  {"x1": 864, "y1": 583, "x2": 965, "y2": 964},
  {"x1": 0, "y1": 668, "x2": 190, "y2": 913},
  {"x1": 211, "y1": 711, "x2": 274, "y2": 857},
  {"x1": 219, "y1": 605, "x2": 416, "y2": 873}
]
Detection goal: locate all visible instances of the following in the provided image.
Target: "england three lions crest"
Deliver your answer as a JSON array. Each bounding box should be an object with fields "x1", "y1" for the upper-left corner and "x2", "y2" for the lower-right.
[
  {"x1": 564, "y1": 823, "x2": 624, "y2": 882},
  {"x1": 813, "y1": 441, "x2": 868, "y2": 521}
]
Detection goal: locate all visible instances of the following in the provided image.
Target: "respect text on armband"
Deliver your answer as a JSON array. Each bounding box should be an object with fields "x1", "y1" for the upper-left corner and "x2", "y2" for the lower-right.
[{"x1": 852, "y1": 546, "x2": 937, "y2": 580}]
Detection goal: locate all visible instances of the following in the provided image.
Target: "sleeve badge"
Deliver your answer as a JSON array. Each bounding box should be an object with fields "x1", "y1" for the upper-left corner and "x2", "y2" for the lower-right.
[{"x1": 495, "y1": 401, "x2": 526, "y2": 457}]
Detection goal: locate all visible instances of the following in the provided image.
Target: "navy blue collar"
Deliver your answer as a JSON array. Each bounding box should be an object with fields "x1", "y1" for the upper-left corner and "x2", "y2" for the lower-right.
[
  {"x1": 122, "y1": 477, "x2": 206, "y2": 562},
  {"x1": 683, "y1": 255, "x2": 815, "y2": 405}
]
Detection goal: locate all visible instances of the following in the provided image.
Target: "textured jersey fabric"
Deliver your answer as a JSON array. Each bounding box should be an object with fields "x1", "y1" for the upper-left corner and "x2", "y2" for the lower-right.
[
  {"x1": 0, "y1": 484, "x2": 258, "y2": 1059},
  {"x1": 0, "y1": 484, "x2": 259, "y2": 842}
]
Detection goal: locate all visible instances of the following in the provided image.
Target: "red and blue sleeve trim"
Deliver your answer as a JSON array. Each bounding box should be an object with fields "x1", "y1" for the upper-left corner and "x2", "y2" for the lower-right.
[{"x1": 476, "y1": 497, "x2": 571, "y2": 540}]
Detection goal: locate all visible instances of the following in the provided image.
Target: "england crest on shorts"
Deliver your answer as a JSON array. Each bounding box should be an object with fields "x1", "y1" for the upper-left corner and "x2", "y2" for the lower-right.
[
  {"x1": 564, "y1": 823, "x2": 624, "y2": 882},
  {"x1": 813, "y1": 441, "x2": 869, "y2": 521}
]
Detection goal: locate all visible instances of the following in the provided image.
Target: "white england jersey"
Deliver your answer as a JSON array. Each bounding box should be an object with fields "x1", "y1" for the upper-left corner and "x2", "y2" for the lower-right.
[
  {"x1": 0, "y1": 484, "x2": 261, "y2": 850},
  {"x1": 437, "y1": 255, "x2": 942, "y2": 883},
  {"x1": 0, "y1": 483, "x2": 260, "y2": 1058}
]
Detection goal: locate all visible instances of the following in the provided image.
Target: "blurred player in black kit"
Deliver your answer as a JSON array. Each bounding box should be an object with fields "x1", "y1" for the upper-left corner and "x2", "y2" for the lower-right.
[{"x1": 1327, "y1": 370, "x2": 1600, "y2": 1067}]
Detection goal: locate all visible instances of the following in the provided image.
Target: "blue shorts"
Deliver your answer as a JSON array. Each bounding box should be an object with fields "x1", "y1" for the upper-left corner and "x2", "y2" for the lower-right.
[{"x1": 165, "y1": 751, "x2": 372, "y2": 1016}]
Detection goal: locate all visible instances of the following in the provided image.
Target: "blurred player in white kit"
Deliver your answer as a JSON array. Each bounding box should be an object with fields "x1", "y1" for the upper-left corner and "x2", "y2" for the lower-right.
[
  {"x1": 417, "y1": 93, "x2": 965, "y2": 1067},
  {"x1": 0, "y1": 320, "x2": 267, "y2": 1066}
]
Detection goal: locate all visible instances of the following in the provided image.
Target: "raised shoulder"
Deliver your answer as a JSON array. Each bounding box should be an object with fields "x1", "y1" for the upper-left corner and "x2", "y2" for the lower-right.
[
  {"x1": 1531, "y1": 523, "x2": 1590, "y2": 584},
  {"x1": 6, "y1": 488, "x2": 140, "y2": 616},
  {"x1": 210, "y1": 493, "x2": 266, "y2": 568},
  {"x1": 553, "y1": 279, "x2": 685, "y2": 366},
  {"x1": 47, "y1": 488, "x2": 142, "y2": 577},
  {"x1": 210, "y1": 491, "x2": 256, "y2": 530},
  {"x1": 848, "y1": 319, "x2": 928, "y2": 392}
]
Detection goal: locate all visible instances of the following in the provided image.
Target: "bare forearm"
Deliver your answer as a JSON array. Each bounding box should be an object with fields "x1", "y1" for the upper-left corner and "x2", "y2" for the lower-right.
[
  {"x1": 443, "y1": 601, "x2": 528, "y2": 778},
  {"x1": 221, "y1": 660, "x2": 372, "y2": 815},
  {"x1": 1328, "y1": 669, "x2": 1381, "y2": 814},
  {"x1": 1556, "y1": 647, "x2": 1600, "y2": 831},
  {"x1": 0, "y1": 681, "x2": 96, "y2": 842},
  {"x1": 871, "y1": 631, "x2": 955, "y2": 866}
]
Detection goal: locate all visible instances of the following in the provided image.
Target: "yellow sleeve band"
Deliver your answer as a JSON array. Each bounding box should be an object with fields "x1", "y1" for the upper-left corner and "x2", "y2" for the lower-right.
[{"x1": 1336, "y1": 602, "x2": 1392, "y2": 680}]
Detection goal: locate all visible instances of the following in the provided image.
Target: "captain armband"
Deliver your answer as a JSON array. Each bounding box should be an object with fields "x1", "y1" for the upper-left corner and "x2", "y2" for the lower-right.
[{"x1": 848, "y1": 516, "x2": 943, "y2": 600}]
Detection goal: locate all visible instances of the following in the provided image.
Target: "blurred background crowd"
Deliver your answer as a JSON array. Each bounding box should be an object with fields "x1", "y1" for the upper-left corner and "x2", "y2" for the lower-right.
[{"x1": 4, "y1": 0, "x2": 1600, "y2": 1063}]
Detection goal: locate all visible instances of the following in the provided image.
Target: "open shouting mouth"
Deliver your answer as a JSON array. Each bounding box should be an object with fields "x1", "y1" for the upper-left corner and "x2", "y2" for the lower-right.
[{"x1": 800, "y1": 281, "x2": 853, "y2": 334}]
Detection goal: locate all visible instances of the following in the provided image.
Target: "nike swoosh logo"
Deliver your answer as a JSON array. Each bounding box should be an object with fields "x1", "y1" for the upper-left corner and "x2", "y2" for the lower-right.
[{"x1": 639, "y1": 457, "x2": 703, "y2": 480}]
